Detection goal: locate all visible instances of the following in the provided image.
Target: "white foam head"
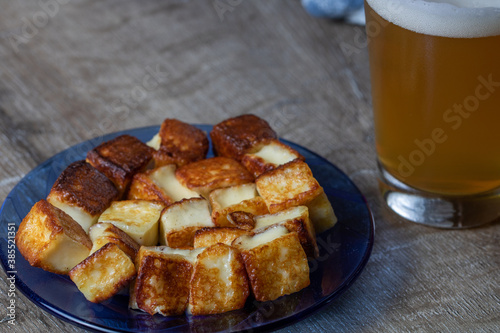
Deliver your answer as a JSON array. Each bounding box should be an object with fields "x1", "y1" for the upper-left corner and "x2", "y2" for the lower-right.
[{"x1": 366, "y1": 0, "x2": 500, "y2": 38}]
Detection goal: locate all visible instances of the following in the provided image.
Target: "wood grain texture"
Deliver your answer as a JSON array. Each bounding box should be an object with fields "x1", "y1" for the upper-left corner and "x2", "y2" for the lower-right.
[{"x1": 0, "y1": 1, "x2": 498, "y2": 332}]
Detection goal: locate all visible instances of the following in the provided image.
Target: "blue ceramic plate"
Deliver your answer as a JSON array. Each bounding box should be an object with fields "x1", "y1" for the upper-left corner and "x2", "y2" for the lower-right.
[{"x1": 0, "y1": 125, "x2": 374, "y2": 332}]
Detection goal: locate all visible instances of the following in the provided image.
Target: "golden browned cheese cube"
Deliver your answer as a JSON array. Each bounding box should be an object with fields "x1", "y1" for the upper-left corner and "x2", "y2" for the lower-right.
[
  {"x1": 98, "y1": 200, "x2": 164, "y2": 246},
  {"x1": 254, "y1": 206, "x2": 318, "y2": 258},
  {"x1": 305, "y1": 190, "x2": 337, "y2": 233},
  {"x1": 188, "y1": 243, "x2": 250, "y2": 316},
  {"x1": 88, "y1": 222, "x2": 140, "y2": 260},
  {"x1": 133, "y1": 246, "x2": 203, "y2": 316},
  {"x1": 149, "y1": 119, "x2": 209, "y2": 168},
  {"x1": 69, "y1": 243, "x2": 136, "y2": 303},
  {"x1": 255, "y1": 160, "x2": 322, "y2": 213},
  {"x1": 232, "y1": 226, "x2": 310, "y2": 302},
  {"x1": 255, "y1": 159, "x2": 336, "y2": 233},
  {"x1": 209, "y1": 183, "x2": 269, "y2": 227},
  {"x1": 210, "y1": 114, "x2": 277, "y2": 162},
  {"x1": 127, "y1": 173, "x2": 171, "y2": 205},
  {"x1": 127, "y1": 164, "x2": 200, "y2": 206},
  {"x1": 86, "y1": 134, "x2": 154, "y2": 198},
  {"x1": 241, "y1": 139, "x2": 304, "y2": 177},
  {"x1": 176, "y1": 157, "x2": 254, "y2": 198},
  {"x1": 159, "y1": 198, "x2": 214, "y2": 248},
  {"x1": 15, "y1": 199, "x2": 92, "y2": 275},
  {"x1": 193, "y1": 227, "x2": 252, "y2": 248},
  {"x1": 46, "y1": 160, "x2": 119, "y2": 233}
]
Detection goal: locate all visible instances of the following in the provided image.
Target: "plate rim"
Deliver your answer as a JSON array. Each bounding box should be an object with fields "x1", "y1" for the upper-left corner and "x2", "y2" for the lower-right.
[{"x1": 0, "y1": 125, "x2": 375, "y2": 333}]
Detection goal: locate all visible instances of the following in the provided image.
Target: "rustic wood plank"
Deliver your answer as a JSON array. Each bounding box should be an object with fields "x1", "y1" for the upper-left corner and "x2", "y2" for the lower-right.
[{"x1": 0, "y1": 1, "x2": 498, "y2": 332}]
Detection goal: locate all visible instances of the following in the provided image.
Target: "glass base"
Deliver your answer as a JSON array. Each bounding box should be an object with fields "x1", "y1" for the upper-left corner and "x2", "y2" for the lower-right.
[{"x1": 378, "y1": 162, "x2": 500, "y2": 229}]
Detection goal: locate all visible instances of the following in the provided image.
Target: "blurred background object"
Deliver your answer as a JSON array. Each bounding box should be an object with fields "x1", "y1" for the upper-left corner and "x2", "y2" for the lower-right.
[{"x1": 301, "y1": 0, "x2": 365, "y2": 24}]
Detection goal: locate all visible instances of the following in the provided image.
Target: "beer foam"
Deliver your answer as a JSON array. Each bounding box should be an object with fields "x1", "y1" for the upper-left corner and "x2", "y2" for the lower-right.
[{"x1": 366, "y1": 0, "x2": 500, "y2": 38}]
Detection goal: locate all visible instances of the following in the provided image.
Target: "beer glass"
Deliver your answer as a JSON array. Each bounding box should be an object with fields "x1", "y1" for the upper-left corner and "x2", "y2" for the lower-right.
[{"x1": 364, "y1": 0, "x2": 500, "y2": 228}]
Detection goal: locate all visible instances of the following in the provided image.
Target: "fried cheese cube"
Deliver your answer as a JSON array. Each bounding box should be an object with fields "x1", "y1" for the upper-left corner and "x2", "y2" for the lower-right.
[
  {"x1": 127, "y1": 164, "x2": 200, "y2": 206},
  {"x1": 69, "y1": 243, "x2": 136, "y2": 303},
  {"x1": 46, "y1": 160, "x2": 119, "y2": 233},
  {"x1": 208, "y1": 183, "x2": 268, "y2": 227},
  {"x1": 188, "y1": 243, "x2": 250, "y2": 315},
  {"x1": 254, "y1": 206, "x2": 318, "y2": 258},
  {"x1": 15, "y1": 200, "x2": 92, "y2": 274},
  {"x1": 232, "y1": 225, "x2": 310, "y2": 302},
  {"x1": 97, "y1": 200, "x2": 164, "y2": 246},
  {"x1": 176, "y1": 157, "x2": 254, "y2": 198},
  {"x1": 150, "y1": 119, "x2": 209, "y2": 168},
  {"x1": 255, "y1": 160, "x2": 321, "y2": 212},
  {"x1": 255, "y1": 159, "x2": 336, "y2": 233},
  {"x1": 86, "y1": 134, "x2": 154, "y2": 198},
  {"x1": 241, "y1": 139, "x2": 304, "y2": 177},
  {"x1": 193, "y1": 227, "x2": 252, "y2": 248},
  {"x1": 88, "y1": 222, "x2": 140, "y2": 260},
  {"x1": 307, "y1": 190, "x2": 337, "y2": 233},
  {"x1": 133, "y1": 246, "x2": 204, "y2": 316},
  {"x1": 210, "y1": 114, "x2": 277, "y2": 161},
  {"x1": 159, "y1": 198, "x2": 214, "y2": 248}
]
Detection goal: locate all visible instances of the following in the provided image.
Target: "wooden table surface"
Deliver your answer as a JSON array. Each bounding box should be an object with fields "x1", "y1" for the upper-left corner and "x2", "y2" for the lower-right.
[{"x1": 0, "y1": 1, "x2": 498, "y2": 332}]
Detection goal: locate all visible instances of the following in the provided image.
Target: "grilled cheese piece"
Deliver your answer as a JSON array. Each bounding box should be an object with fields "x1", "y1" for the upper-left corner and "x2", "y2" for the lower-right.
[
  {"x1": 133, "y1": 246, "x2": 204, "y2": 316},
  {"x1": 242, "y1": 139, "x2": 304, "y2": 177},
  {"x1": 232, "y1": 226, "x2": 310, "y2": 302},
  {"x1": 88, "y1": 222, "x2": 140, "y2": 260},
  {"x1": 127, "y1": 164, "x2": 200, "y2": 206},
  {"x1": 255, "y1": 159, "x2": 336, "y2": 233},
  {"x1": 98, "y1": 200, "x2": 164, "y2": 246},
  {"x1": 15, "y1": 199, "x2": 92, "y2": 275},
  {"x1": 149, "y1": 119, "x2": 209, "y2": 168},
  {"x1": 209, "y1": 183, "x2": 268, "y2": 227},
  {"x1": 86, "y1": 134, "x2": 154, "y2": 198},
  {"x1": 193, "y1": 227, "x2": 252, "y2": 248},
  {"x1": 254, "y1": 206, "x2": 318, "y2": 258},
  {"x1": 305, "y1": 190, "x2": 337, "y2": 233},
  {"x1": 210, "y1": 114, "x2": 277, "y2": 162},
  {"x1": 176, "y1": 157, "x2": 254, "y2": 198},
  {"x1": 46, "y1": 160, "x2": 119, "y2": 233},
  {"x1": 159, "y1": 198, "x2": 214, "y2": 248},
  {"x1": 188, "y1": 243, "x2": 250, "y2": 315},
  {"x1": 69, "y1": 242, "x2": 136, "y2": 303}
]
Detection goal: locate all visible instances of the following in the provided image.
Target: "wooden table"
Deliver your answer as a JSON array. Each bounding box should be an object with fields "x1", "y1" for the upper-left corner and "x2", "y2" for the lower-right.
[{"x1": 0, "y1": 1, "x2": 498, "y2": 332}]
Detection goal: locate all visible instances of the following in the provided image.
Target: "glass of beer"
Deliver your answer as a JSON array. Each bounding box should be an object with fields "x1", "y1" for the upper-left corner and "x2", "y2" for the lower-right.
[{"x1": 364, "y1": 0, "x2": 500, "y2": 228}]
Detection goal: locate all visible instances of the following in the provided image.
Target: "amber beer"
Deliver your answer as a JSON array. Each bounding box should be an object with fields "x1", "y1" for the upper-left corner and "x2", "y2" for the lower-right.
[{"x1": 365, "y1": 0, "x2": 500, "y2": 196}]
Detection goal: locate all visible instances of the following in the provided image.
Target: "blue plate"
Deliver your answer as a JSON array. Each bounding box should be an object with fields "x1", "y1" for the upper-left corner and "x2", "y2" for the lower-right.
[{"x1": 0, "y1": 125, "x2": 374, "y2": 332}]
